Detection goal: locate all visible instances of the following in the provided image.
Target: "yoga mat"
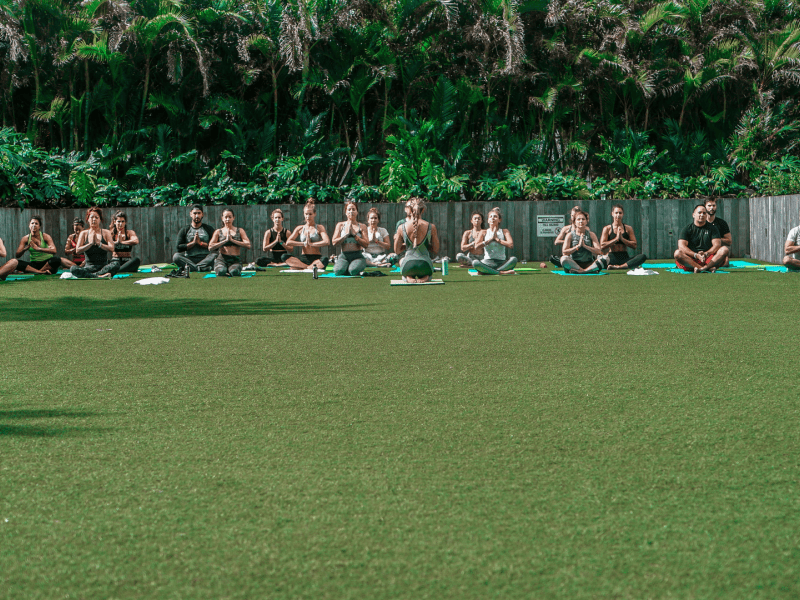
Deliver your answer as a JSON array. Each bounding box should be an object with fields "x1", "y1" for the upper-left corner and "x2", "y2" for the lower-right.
[
  {"x1": 666, "y1": 268, "x2": 729, "y2": 274},
  {"x1": 728, "y1": 260, "x2": 763, "y2": 268},
  {"x1": 203, "y1": 272, "x2": 255, "y2": 278},
  {"x1": 551, "y1": 270, "x2": 605, "y2": 276},
  {"x1": 390, "y1": 279, "x2": 444, "y2": 286},
  {"x1": 2, "y1": 274, "x2": 34, "y2": 281},
  {"x1": 318, "y1": 273, "x2": 361, "y2": 278},
  {"x1": 279, "y1": 269, "x2": 315, "y2": 274},
  {"x1": 468, "y1": 269, "x2": 518, "y2": 276},
  {"x1": 514, "y1": 267, "x2": 540, "y2": 272},
  {"x1": 112, "y1": 274, "x2": 131, "y2": 279},
  {"x1": 642, "y1": 262, "x2": 681, "y2": 269},
  {"x1": 763, "y1": 265, "x2": 795, "y2": 272}
]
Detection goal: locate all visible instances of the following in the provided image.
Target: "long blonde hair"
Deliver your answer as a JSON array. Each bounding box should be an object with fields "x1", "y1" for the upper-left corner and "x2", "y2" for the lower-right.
[{"x1": 407, "y1": 196, "x2": 426, "y2": 248}]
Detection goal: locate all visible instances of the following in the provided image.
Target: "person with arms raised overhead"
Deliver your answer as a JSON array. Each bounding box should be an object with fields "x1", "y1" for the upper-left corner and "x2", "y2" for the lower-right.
[
  {"x1": 674, "y1": 204, "x2": 725, "y2": 273},
  {"x1": 0, "y1": 236, "x2": 19, "y2": 281},
  {"x1": 599, "y1": 205, "x2": 647, "y2": 270},
  {"x1": 394, "y1": 196, "x2": 440, "y2": 283},
  {"x1": 15, "y1": 215, "x2": 75, "y2": 274},
  {"x1": 173, "y1": 204, "x2": 217, "y2": 273}
]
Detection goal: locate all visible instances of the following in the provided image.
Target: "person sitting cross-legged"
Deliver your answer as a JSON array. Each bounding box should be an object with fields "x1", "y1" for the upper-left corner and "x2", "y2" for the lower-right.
[
  {"x1": 172, "y1": 204, "x2": 217, "y2": 273},
  {"x1": 284, "y1": 198, "x2": 330, "y2": 270},
  {"x1": 0, "y1": 236, "x2": 19, "y2": 281},
  {"x1": 15, "y1": 215, "x2": 75, "y2": 274},
  {"x1": 69, "y1": 207, "x2": 120, "y2": 279},
  {"x1": 331, "y1": 202, "x2": 369, "y2": 276},
  {"x1": 64, "y1": 218, "x2": 85, "y2": 267},
  {"x1": 674, "y1": 204, "x2": 725, "y2": 273},
  {"x1": 560, "y1": 211, "x2": 608, "y2": 274},
  {"x1": 783, "y1": 211, "x2": 800, "y2": 271},
  {"x1": 208, "y1": 209, "x2": 251, "y2": 277},
  {"x1": 456, "y1": 211, "x2": 485, "y2": 267},
  {"x1": 599, "y1": 204, "x2": 648, "y2": 270},
  {"x1": 471, "y1": 207, "x2": 517, "y2": 274}
]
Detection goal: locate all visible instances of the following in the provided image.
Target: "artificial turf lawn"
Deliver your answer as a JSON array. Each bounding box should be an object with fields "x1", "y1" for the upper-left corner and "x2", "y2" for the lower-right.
[{"x1": 1, "y1": 266, "x2": 798, "y2": 599}]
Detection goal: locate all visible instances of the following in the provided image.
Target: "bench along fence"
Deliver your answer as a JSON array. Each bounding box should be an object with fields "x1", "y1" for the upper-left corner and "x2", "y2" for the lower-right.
[{"x1": 0, "y1": 197, "x2": 761, "y2": 265}]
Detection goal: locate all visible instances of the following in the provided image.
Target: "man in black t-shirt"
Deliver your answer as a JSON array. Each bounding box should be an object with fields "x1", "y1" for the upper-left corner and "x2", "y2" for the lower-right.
[
  {"x1": 705, "y1": 198, "x2": 731, "y2": 266},
  {"x1": 172, "y1": 204, "x2": 217, "y2": 272},
  {"x1": 674, "y1": 204, "x2": 725, "y2": 272}
]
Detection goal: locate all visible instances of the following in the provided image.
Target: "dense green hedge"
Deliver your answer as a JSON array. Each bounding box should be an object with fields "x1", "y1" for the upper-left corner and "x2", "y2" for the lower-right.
[{"x1": 3, "y1": 127, "x2": 799, "y2": 207}]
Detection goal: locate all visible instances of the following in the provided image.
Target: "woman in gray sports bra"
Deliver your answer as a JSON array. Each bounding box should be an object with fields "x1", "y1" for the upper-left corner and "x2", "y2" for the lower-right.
[
  {"x1": 560, "y1": 211, "x2": 608, "y2": 274},
  {"x1": 331, "y1": 201, "x2": 368, "y2": 275},
  {"x1": 208, "y1": 209, "x2": 252, "y2": 276},
  {"x1": 472, "y1": 207, "x2": 518, "y2": 274},
  {"x1": 285, "y1": 198, "x2": 330, "y2": 270},
  {"x1": 394, "y1": 197, "x2": 440, "y2": 283}
]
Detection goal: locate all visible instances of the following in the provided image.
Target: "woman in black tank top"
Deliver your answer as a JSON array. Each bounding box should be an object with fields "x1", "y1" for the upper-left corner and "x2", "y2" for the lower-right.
[
  {"x1": 599, "y1": 205, "x2": 647, "y2": 270},
  {"x1": 256, "y1": 208, "x2": 290, "y2": 267}
]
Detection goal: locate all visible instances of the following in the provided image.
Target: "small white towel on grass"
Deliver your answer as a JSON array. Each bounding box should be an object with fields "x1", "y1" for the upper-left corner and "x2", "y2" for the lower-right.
[
  {"x1": 60, "y1": 272, "x2": 77, "y2": 279},
  {"x1": 627, "y1": 268, "x2": 659, "y2": 276},
  {"x1": 134, "y1": 277, "x2": 170, "y2": 285}
]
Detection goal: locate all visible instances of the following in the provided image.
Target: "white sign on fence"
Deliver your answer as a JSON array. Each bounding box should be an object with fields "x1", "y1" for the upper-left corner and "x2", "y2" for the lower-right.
[{"x1": 537, "y1": 215, "x2": 565, "y2": 237}]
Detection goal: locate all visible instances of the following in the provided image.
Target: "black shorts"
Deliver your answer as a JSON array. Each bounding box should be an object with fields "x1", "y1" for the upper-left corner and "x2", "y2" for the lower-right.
[{"x1": 299, "y1": 254, "x2": 322, "y2": 266}]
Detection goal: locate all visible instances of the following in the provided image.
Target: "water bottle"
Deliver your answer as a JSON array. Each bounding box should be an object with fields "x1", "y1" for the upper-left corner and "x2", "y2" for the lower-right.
[
  {"x1": 442, "y1": 257, "x2": 449, "y2": 276},
  {"x1": 313, "y1": 265, "x2": 318, "y2": 279}
]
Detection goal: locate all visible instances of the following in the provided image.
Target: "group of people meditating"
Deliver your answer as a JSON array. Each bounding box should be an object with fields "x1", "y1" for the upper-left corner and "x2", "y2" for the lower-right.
[{"x1": 0, "y1": 196, "x2": 796, "y2": 282}]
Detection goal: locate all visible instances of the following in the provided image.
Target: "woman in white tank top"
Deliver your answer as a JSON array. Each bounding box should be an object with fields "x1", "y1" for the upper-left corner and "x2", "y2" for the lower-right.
[{"x1": 472, "y1": 208, "x2": 518, "y2": 275}]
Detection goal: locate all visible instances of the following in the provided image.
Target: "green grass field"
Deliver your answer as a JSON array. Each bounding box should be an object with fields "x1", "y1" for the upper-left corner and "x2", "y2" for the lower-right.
[{"x1": 1, "y1": 265, "x2": 798, "y2": 599}]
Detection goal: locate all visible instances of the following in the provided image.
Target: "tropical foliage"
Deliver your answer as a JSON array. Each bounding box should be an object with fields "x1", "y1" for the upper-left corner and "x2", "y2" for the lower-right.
[{"x1": 2, "y1": 0, "x2": 800, "y2": 207}]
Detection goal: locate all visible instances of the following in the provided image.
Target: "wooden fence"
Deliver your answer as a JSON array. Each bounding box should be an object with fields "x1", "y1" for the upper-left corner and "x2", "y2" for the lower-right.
[
  {"x1": 0, "y1": 198, "x2": 752, "y2": 265},
  {"x1": 748, "y1": 195, "x2": 800, "y2": 264}
]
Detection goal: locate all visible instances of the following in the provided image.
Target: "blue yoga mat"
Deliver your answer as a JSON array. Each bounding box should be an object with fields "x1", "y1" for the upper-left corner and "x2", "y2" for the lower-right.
[
  {"x1": 551, "y1": 269, "x2": 605, "y2": 276},
  {"x1": 112, "y1": 274, "x2": 131, "y2": 279}
]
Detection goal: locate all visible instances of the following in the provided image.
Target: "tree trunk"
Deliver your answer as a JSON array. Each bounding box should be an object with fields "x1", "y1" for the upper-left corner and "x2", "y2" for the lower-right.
[
  {"x1": 139, "y1": 57, "x2": 151, "y2": 130},
  {"x1": 84, "y1": 59, "x2": 90, "y2": 151}
]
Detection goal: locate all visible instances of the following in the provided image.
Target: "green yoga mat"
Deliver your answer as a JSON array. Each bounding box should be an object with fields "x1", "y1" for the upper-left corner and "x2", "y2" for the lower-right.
[
  {"x1": 468, "y1": 269, "x2": 518, "y2": 276},
  {"x1": 390, "y1": 279, "x2": 444, "y2": 285},
  {"x1": 551, "y1": 269, "x2": 605, "y2": 276}
]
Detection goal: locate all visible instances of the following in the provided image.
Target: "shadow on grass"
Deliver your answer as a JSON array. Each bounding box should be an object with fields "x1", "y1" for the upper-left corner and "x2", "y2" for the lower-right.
[
  {"x1": 0, "y1": 408, "x2": 107, "y2": 438},
  {"x1": 0, "y1": 297, "x2": 374, "y2": 322}
]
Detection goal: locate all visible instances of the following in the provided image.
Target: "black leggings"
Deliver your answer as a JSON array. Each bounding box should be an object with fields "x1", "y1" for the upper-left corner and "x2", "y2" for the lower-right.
[
  {"x1": 609, "y1": 252, "x2": 647, "y2": 269},
  {"x1": 18, "y1": 257, "x2": 61, "y2": 273},
  {"x1": 112, "y1": 257, "x2": 141, "y2": 273},
  {"x1": 70, "y1": 260, "x2": 120, "y2": 279}
]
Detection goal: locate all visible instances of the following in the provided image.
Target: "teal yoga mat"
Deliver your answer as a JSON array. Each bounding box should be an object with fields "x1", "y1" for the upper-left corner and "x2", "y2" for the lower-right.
[
  {"x1": 551, "y1": 269, "x2": 605, "y2": 276},
  {"x1": 762, "y1": 265, "x2": 797, "y2": 272},
  {"x1": 3, "y1": 274, "x2": 34, "y2": 281},
  {"x1": 112, "y1": 274, "x2": 131, "y2": 279},
  {"x1": 666, "y1": 268, "x2": 729, "y2": 274}
]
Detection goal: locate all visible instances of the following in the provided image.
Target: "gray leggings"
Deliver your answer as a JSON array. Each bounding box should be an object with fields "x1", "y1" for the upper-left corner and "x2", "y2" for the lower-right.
[
  {"x1": 472, "y1": 256, "x2": 518, "y2": 274},
  {"x1": 173, "y1": 252, "x2": 217, "y2": 272},
  {"x1": 334, "y1": 251, "x2": 366, "y2": 276},
  {"x1": 214, "y1": 253, "x2": 242, "y2": 277},
  {"x1": 70, "y1": 259, "x2": 120, "y2": 279}
]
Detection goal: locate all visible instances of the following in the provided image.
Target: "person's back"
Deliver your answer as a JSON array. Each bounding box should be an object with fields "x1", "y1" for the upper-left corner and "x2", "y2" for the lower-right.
[{"x1": 402, "y1": 220, "x2": 432, "y2": 258}]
